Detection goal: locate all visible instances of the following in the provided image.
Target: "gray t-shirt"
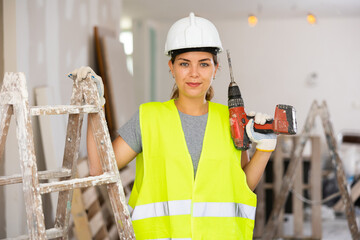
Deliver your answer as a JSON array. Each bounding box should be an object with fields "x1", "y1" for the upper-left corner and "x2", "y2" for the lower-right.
[{"x1": 118, "y1": 109, "x2": 208, "y2": 176}]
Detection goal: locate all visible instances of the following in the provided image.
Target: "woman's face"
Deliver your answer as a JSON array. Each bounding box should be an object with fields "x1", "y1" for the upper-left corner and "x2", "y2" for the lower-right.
[{"x1": 168, "y1": 51, "x2": 218, "y2": 101}]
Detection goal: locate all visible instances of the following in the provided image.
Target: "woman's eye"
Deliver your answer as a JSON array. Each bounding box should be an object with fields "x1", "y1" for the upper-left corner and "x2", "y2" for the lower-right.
[
  {"x1": 180, "y1": 62, "x2": 189, "y2": 67},
  {"x1": 200, "y1": 63, "x2": 209, "y2": 67}
]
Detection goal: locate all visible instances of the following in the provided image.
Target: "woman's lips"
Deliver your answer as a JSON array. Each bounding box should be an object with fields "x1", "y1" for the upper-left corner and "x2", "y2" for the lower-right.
[{"x1": 186, "y1": 82, "x2": 201, "y2": 87}]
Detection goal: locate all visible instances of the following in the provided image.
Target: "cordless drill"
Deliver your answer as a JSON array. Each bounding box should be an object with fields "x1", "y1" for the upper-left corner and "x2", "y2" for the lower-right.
[{"x1": 227, "y1": 50, "x2": 297, "y2": 150}]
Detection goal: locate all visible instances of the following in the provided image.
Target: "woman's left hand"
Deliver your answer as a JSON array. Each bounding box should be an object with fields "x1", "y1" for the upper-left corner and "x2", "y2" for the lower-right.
[{"x1": 246, "y1": 112, "x2": 277, "y2": 152}]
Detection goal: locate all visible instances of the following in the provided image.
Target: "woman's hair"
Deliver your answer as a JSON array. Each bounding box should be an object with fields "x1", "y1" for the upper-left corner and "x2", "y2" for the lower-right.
[{"x1": 170, "y1": 48, "x2": 218, "y2": 101}]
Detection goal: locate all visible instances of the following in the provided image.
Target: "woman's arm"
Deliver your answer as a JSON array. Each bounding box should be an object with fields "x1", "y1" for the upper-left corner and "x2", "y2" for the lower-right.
[
  {"x1": 87, "y1": 118, "x2": 137, "y2": 176},
  {"x1": 242, "y1": 150, "x2": 272, "y2": 191},
  {"x1": 241, "y1": 112, "x2": 277, "y2": 191}
]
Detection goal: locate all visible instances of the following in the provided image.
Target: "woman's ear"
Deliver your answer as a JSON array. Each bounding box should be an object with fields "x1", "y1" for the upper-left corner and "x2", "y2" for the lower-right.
[
  {"x1": 168, "y1": 60, "x2": 174, "y2": 77},
  {"x1": 214, "y1": 63, "x2": 219, "y2": 76}
]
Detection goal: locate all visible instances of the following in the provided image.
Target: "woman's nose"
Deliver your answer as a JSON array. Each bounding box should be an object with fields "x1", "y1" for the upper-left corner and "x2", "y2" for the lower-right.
[{"x1": 190, "y1": 65, "x2": 199, "y2": 77}]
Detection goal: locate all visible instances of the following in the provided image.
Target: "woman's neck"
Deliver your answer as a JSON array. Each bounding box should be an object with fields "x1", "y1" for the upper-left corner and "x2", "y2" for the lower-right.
[{"x1": 174, "y1": 97, "x2": 208, "y2": 116}]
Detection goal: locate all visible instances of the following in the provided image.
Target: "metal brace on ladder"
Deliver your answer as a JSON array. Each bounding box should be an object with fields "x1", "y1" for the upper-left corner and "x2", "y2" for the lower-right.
[
  {"x1": 0, "y1": 72, "x2": 135, "y2": 239},
  {"x1": 262, "y1": 100, "x2": 359, "y2": 240}
]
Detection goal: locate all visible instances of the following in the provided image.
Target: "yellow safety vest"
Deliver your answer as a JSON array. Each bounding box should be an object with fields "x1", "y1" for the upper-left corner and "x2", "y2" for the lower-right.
[{"x1": 129, "y1": 99, "x2": 257, "y2": 240}]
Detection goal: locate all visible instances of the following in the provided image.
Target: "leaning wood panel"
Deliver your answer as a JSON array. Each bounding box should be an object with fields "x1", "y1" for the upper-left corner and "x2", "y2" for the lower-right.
[
  {"x1": 71, "y1": 188, "x2": 92, "y2": 240},
  {"x1": 94, "y1": 26, "x2": 116, "y2": 138}
]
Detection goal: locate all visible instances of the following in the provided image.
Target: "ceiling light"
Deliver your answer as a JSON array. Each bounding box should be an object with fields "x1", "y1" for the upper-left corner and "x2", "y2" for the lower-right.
[
  {"x1": 248, "y1": 15, "x2": 258, "y2": 27},
  {"x1": 307, "y1": 13, "x2": 316, "y2": 25}
]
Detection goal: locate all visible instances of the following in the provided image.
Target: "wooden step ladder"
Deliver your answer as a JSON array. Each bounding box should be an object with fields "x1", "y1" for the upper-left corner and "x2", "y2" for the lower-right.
[
  {"x1": 0, "y1": 72, "x2": 135, "y2": 239},
  {"x1": 262, "y1": 100, "x2": 359, "y2": 240}
]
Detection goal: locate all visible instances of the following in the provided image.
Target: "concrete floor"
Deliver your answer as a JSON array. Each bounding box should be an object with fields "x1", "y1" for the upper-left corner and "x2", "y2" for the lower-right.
[
  {"x1": 319, "y1": 218, "x2": 353, "y2": 239},
  {"x1": 279, "y1": 210, "x2": 358, "y2": 239}
]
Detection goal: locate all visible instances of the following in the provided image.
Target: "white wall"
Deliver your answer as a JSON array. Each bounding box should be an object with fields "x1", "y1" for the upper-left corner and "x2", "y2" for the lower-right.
[
  {"x1": 150, "y1": 17, "x2": 360, "y2": 136},
  {"x1": 2, "y1": 0, "x2": 122, "y2": 237}
]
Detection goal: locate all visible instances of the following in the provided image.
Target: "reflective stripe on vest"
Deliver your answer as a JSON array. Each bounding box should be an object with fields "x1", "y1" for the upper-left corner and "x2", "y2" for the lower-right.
[
  {"x1": 132, "y1": 200, "x2": 191, "y2": 221},
  {"x1": 150, "y1": 238, "x2": 191, "y2": 240},
  {"x1": 151, "y1": 238, "x2": 191, "y2": 240},
  {"x1": 193, "y1": 202, "x2": 256, "y2": 220},
  {"x1": 132, "y1": 200, "x2": 255, "y2": 221}
]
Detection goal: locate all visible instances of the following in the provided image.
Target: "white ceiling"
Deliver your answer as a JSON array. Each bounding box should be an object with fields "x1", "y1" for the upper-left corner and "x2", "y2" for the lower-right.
[{"x1": 123, "y1": 0, "x2": 360, "y2": 21}]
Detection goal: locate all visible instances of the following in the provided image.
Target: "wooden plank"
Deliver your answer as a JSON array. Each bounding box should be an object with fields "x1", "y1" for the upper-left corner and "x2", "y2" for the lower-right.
[
  {"x1": 89, "y1": 201, "x2": 107, "y2": 237},
  {"x1": 71, "y1": 188, "x2": 92, "y2": 240},
  {"x1": 14, "y1": 227, "x2": 64, "y2": 239},
  {"x1": 0, "y1": 168, "x2": 71, "y2": 185},
  {"x1": 293, "y1": 137, "x2": 303, "y2": 236},
  {"x1": 108, "y1": 224, "x2": 119, "y2": 240},
  {"x1": 273, "y1": 136, "x2": 285, "y2": 237},
  {"x1": 254, "y1": 173, "x2": 265, "y2": 237},
  {"x1": 77, "y1": 157, "x2": 90, "y2": 178},
  {"x1": 311, "y1": 136, "x2": 322, "y2": 239},
  {"x1": 119, "y1": 165, "x2": 135, "y2": 190},
  {"x1": 82, "y1": 187, "x2": 99, "y2": 210},
  {"x1": 40, "y1": 173, "x2": 118, "y2": 194}
]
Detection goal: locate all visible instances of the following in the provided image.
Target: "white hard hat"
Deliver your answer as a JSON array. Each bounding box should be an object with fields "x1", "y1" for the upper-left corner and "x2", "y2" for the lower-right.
[{"x1": 164, "y1": 12, "x2": 223, "y2": 56}]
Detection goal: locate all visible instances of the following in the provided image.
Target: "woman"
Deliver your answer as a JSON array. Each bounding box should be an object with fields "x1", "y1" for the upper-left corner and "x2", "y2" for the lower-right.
[{"x1": 83, "y1": 12, "x2": 276, "y2": 240}]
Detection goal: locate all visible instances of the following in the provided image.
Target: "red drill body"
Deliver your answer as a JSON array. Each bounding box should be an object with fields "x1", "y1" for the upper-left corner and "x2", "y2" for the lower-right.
[{"x1": 227, "y1": 50, "x2": 297, "y2": 150}]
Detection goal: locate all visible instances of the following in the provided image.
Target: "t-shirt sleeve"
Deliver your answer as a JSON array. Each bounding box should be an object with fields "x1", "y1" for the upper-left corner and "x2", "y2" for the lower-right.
[{"x1": 117, "y1": 109, "x2": 142, "y2": 153}]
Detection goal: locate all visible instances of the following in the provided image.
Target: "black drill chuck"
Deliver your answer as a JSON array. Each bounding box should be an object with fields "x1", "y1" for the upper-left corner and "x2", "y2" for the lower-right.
[{"x1": 228, "y1": 82, "x2": 244, "y2": 109}]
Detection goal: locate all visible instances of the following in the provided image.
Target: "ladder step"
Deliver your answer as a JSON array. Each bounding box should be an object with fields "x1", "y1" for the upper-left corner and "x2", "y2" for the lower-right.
[
  {"x1": 0, "y1": 168, "x2": 72, "y2": 186},
  {"x1": 44, "y1": 227, "x2": 64, "y2": 239},
  {"x1": 8, "y1": 227, "x2": 64, "y2": 239},
  {"x1": 30, "y1": 104, "x2": 100, "y2": 116},
  {"x1": 39, "y1": 173, "x2": 119, "y2": 194}
]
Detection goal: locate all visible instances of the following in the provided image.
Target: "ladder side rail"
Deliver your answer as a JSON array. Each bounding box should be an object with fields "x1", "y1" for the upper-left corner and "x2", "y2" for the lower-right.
[
  {"x1": 12, "y1": 73, "x2": 46, "y2": 239},
  {"x1": 262, "y1": 101, "x2": 320, "y2": 240},
  {"x1": 83, "y1": 77, "x2": 135, "y2": 239},
  {"x1": 54, "y1": 80, "x2": 85, "y2": 239},
  {"x1": 0, "y1": 105, "x2": 12, "y2": 158},
  {"x1": 319, "y1": 102, "x2": 359, "y2": 240}
]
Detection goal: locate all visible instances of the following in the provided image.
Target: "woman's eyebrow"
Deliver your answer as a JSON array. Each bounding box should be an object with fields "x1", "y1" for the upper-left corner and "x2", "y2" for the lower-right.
[
  {"x1": 177, "y1": 58, "x2": 190, "y2": 62},
  {"x1": 199, "y1": 58, "x2": 211, "y2": 62},
  {"x1": 177, "y1": 58, "x2": 211, "y2": 62}
]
